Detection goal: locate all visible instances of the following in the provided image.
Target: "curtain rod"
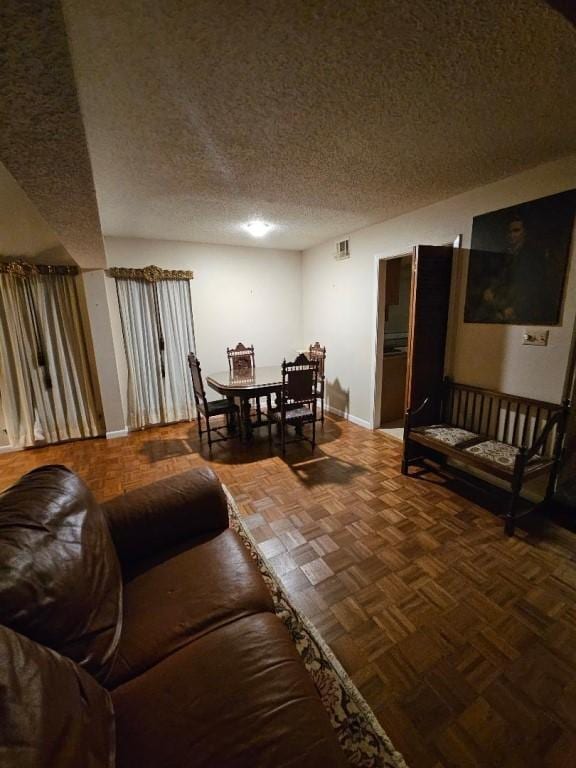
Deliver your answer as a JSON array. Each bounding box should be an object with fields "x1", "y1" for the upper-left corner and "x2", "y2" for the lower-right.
[
  {"x1": 0, "y1": 260, "x2": 79, "y2": 277},
  {"x1": 108, "y1": 265, "x2": 194, "y2": 282}
]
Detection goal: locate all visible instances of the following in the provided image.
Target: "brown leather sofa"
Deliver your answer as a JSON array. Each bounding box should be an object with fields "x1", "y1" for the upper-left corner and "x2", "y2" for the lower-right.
[{"x1": 0, "y1": 465, "x2": 348, "y2": 768}]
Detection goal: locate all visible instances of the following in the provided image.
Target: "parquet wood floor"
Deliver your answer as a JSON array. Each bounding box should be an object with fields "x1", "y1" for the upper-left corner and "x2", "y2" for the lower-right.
[{"x1": 1, "y1": 417, "x2": 576, "y2": 768}]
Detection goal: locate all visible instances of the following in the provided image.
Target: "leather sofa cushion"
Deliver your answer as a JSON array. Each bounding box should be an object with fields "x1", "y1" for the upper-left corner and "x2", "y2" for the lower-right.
[
  {"x1": 106, "y1": 528, "x2": 274, "y2": 687},
  {"x1": 112, "y1": 612, "x2": 348, "y2": 768},
  {"x1": 0, "y1": 624, "x2": 115, "y2": 768},
  {"x1": 0, "y1": 466, "x2": 122, "y2": 681}
]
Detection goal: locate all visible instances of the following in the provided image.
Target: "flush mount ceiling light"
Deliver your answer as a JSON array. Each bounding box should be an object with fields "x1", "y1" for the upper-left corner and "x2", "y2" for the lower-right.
[{"x1": 242, "y1": 220, "x2": 274, "y2": 238}]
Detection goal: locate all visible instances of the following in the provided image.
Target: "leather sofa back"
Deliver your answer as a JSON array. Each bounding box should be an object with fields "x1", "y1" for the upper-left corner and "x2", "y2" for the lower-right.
[
  {"x1": 0, "y1": 624, "x2": 115, "y2": 768},
  {"x1": 0, "y1": 465, "x2": 122, "y2": 681}
]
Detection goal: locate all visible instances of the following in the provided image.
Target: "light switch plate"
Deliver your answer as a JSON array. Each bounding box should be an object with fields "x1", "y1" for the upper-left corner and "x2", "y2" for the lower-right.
[{"x1": 522, "y1": 329, "x2": 549, "y2": 346}]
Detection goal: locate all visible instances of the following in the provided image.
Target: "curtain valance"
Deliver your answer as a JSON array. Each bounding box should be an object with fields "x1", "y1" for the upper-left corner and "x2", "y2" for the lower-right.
[
  {"x1": 109, "y1": 265, "x2": 193, "y2": 282},
  {"x1": 0, "y1": 260, "x2": 78, "y2": 277}
]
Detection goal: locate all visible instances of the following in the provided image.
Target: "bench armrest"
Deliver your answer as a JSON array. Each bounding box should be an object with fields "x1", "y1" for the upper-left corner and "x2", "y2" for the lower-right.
[
  {"x1": 102, "y1": 468, "x2": 229, "y2": 566},
  {"x1": 524, "y1": 409, "x2": 564, "y2": 461},
  {"x1": 405, "y1": 396, "x2": 431, "y2": 429}
]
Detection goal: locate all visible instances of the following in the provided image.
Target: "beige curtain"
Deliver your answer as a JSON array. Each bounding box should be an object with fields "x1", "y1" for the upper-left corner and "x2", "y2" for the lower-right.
[
  {"x1": 116, "y1": 278, "x2": 195, "y2": 429},
  {"x1": 156, "y1": 279, "x2": 196, "y2": 423},
  {"x1": 116, "y1": 278, "x2": 164, "y2": 429},
  {"x1": 0, "y1": 272, "x2": 101, "y2": 448}
]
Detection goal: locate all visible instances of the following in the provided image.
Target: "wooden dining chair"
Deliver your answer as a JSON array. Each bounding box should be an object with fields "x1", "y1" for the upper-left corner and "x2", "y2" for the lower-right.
[
  {"x1": 270, "y1": 354, "x2": 319, "y2": 454},
  {"x1": 308, "y1": 342, "x2": 326, "y2": 423},
  {"x1": 188, "y1": 353, "x2": 238, "y2": 448},
  {"x1": 227, "y1": 342, "x2": 255, "y2": 377},
  {"x1": 226, "y1": 341, "x2": 268, "y2": 426}
]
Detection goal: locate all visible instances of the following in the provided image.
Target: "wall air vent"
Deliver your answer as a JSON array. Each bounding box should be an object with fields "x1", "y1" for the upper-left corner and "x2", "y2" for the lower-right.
[{"x1": 335, "y1": 238, "x2": 350, "y2": 260}]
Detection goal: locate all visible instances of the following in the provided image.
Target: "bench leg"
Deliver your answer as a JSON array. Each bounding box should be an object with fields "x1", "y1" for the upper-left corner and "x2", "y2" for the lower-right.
[
  {"x1": 401, "y1": 438, "x2": 411, "y2": 475},
  {"x1": 504, "y1": 497, "x2": 517, "y2": 537},
  {"x1": 505, "y1": 460, "x2": 524, "y2": 537}
]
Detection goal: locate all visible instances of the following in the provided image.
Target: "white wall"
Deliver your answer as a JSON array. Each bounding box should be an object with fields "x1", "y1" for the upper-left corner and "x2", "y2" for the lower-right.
[
  {"x1": 82, "y1": 270, "x2": 128, "y2": 435},
  {"x1": 105, "y1": 274, "x2": 129, "y2": 425},
  {"x1": 301, "y1": 155, "x2": 576, "y2": 425},
  {"x1": 103, "y1": 237, "x2": 302, "y2": 425},
  {"x1": 0, "y1": 393, "x2": 8, "y2": 447}
]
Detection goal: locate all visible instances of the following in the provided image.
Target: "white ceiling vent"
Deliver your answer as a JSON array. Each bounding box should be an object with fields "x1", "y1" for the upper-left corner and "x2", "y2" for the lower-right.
[{"x1": 335, "y1": 238, "x2": 350, "y2": 260}]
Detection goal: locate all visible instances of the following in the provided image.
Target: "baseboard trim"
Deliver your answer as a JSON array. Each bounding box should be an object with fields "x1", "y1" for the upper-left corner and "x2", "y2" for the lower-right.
[
  {"x1": 0, "y1": 443, "x2": 20, "y2": 454},
  {"x1": 327, "y1": 406, "x2": 371, "y2": 430},
  {"x1": 106, "y1": 428, "x2": 129, "y2": 440}
]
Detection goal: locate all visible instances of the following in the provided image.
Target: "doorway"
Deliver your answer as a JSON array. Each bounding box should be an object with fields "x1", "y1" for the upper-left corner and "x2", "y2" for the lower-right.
[
  {"x1": 375, "y1": 254, "x2": 413, "y2": 440},
  {"x1": 373, "y1": 242, "x2": 457, "y2": 441}
]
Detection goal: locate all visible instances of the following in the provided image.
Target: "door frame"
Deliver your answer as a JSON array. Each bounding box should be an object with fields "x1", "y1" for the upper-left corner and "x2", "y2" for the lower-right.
[
  {"x1": 369, "y1": 235, "x2": 462, "y2": 431},
  {"x1": 371, "y1": 251, "x2": 412, "y2": 430}
]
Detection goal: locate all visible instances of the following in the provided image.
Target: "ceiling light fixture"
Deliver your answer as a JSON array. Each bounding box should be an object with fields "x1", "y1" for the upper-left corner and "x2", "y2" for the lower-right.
[{"x1": 242, "y1": 220, "x2": 274, "y2": 238}]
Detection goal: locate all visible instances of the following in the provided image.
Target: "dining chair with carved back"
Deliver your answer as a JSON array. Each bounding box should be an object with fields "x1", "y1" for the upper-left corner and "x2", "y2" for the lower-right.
[
  {"x1": 226, "y1": 342, "x2": 255, "y2": 377},
  {"x1": 308, "y1": 342, "x2": 326, "y2": 423},
  {"x1": 226, "y1": 342, "x2": 269, "y2": 427},
  {"x1": 188, "y1": 353, "x2": 238, "y2": 448},
  {"x1": 270, "y1": 354, "x2": 319, "y2": 454}
]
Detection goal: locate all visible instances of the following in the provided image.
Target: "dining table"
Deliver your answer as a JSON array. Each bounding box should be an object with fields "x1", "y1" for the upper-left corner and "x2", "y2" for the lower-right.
[{"x1": 206, "y1": 365, "x2": 283, "y2": 440}]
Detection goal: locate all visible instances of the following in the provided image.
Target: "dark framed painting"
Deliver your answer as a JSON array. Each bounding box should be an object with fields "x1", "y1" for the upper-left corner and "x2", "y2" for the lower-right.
[{"x1": 464, "y1": 189, "x2": 576, "y2": 325}]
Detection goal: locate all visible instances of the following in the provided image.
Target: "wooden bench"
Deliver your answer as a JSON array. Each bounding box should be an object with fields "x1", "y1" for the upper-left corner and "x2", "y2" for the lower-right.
[{"x1": 402, "y1": 378, "x2": 571, "y2": 535}]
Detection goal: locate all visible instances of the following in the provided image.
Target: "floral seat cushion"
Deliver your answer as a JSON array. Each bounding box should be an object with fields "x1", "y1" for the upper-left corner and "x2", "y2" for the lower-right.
[
  {"x1": 271, "y1": 406, "x2": 314, "y2": 421},
  {"x1": 413, "y1": 424, "x2": 479, "y2": 447},
  {"x1": 462, "y1": 439, "x2": 541, "y2": 469}
]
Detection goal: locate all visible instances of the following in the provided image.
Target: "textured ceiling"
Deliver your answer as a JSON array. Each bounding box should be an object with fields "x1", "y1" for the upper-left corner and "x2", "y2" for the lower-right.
[
  {"x1": 62, "y1": 0, "x2": 576, "y2": 252},
  {"x1": 0, "y1": 0, "x2": 106, "y2": 268}
]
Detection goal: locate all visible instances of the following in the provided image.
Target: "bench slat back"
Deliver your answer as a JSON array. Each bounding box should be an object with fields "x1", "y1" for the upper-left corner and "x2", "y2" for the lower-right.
[{"x1": 444, "y1": 382, "x2": 561, "y2": 459}]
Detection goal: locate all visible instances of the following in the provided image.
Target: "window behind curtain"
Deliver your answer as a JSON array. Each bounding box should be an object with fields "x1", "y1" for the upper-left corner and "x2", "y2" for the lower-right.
[{"x1": 115, "y1": 277, "x2": 196, "y2": 429}]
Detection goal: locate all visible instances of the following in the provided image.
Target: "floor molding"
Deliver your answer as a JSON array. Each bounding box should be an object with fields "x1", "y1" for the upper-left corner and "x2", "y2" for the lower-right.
[
  {"x1": 0, "y1": 444, "x2": 20, "y2": 454},
  {"x1": 326, "y1": 405, "x2": 371, "y2": 430},
  {"x1": 106, "y1": 428, "x2": 129, "y2": 439}
]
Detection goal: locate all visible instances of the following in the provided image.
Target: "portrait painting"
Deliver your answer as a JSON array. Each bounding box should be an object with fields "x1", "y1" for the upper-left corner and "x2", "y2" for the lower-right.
[{"x1": 464, "y1": 189, "x2": 576, "y2": 325}]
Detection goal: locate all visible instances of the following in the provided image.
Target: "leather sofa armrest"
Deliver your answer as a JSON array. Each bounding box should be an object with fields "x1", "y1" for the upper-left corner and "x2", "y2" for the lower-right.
[{"x1": 102, "y1": 468, "x2": 229, "y2": 566}]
